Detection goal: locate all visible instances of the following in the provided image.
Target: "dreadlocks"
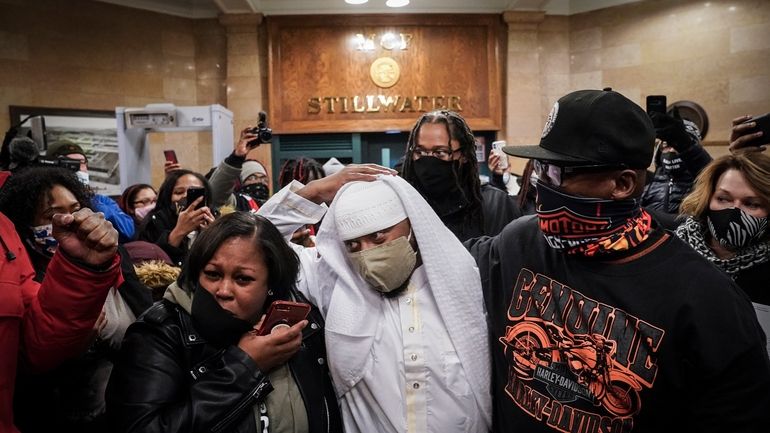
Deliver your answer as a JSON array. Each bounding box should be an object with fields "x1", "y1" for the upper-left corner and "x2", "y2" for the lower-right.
[
  {"x1": 401, "y1": 110, "x2": 485, "y2": 226},
  {"x1": 278, "y1": 157, "x2": 326, "y2": 188}
]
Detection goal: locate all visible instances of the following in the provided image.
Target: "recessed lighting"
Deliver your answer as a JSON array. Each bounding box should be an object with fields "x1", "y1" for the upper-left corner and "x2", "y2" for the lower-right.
[
  {"x1": 386, "y1": 0, "x2": 409, "y2": 7},
  {"x1": 345, "y1": 0, "x2": 368, "y2": 4}
]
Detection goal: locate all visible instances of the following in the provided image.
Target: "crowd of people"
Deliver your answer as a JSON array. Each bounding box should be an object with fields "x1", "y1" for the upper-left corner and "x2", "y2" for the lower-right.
[{"x1": 1, "y1": 88, "x2": 768, "y2": 433}]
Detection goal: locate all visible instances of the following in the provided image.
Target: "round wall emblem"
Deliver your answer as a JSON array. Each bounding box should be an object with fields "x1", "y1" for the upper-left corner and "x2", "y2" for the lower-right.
[{"x1": 370, "y1": 57, "x2": 400, "y2": 88}]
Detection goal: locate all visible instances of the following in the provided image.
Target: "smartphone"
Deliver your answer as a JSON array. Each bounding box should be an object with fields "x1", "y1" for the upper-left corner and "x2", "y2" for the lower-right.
[
  {"x1": 163, "y1": 149, "x2": 178, "y2": 164},
  {"x1": 646, "y1": 95, "x2": 667, "y2": 116},
  {"x1": 185, "y1": 186, "x2": 206, "y2": 210},
  {"x1": 491, "y1": 140, "x2": 509, "y2": 170},
  {"x1": 743, "y1": 113, "x2": 770, "y2": 146},
  {"x1": 257, "y1": 300, "x2": 311, "y2": 336}
]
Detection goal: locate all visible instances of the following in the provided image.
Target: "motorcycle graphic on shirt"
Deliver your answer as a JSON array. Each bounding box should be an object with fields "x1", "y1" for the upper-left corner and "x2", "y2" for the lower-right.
[
  {"x1": 499, "y1": 268, "x2": 665, "y2": 433},
  {"x1": 501, "y1": 321, "x2": 642, "y2": 417}
]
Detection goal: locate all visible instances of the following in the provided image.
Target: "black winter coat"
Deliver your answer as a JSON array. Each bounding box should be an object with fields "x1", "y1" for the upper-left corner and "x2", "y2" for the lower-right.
[
  {"x1": 106, "y1": 292, "x2": 342, "y2": 433},
  {"x1": 641, "y1": 144, "x2": 712, "y2": 214}
]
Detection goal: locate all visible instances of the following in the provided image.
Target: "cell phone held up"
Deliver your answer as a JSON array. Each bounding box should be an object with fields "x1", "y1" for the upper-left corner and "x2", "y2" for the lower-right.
[
  {"x1": 256, "y1": 301, "x2": 311, "y2": 336},
  {"x1": 741, "y1": 113, "x2": 770, "y2": 147},
  {"x1": 163, "y1": 149, "x2": 178, "y2": 164},
  {"x1": 646, "y1": 95, "x2": 667, "y2": 116},
  {"x1": 184, "y1": 186, "x2": 206, "y2": 210}
]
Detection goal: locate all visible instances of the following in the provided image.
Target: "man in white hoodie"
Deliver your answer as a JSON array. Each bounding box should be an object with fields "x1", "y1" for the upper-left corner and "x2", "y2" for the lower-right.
[{"x1": 258, "y1": 165, "x2": 491, "y2": 433}]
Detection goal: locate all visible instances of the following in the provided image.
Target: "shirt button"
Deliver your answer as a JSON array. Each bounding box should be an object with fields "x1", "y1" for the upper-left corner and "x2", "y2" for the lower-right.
[
  {"x1": 410, "y1": 353, "x2": 417, "y2": 361},
  {"x1": 405, "y1": 298, "x2": 412, "y2": 304},
  {"x1": 408, "y1": 326, "x2": 415, "y2": 333},
  {"x1": 310, "y1": 323, "x2": 319, "y2": 330},
  {"x1": 413, "y1": 383, "x2": 420, "y2": 389}
]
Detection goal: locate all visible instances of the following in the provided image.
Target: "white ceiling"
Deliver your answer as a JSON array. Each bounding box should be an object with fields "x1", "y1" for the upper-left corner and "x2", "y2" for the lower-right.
[{"x1": 95, "y1": 0, "x2": 642, "y2": 18}]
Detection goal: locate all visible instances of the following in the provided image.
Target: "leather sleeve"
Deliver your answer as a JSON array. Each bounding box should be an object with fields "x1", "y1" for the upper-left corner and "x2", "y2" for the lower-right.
[{"x1": 107, "y1": 319, "x2": 272, "y2": 433}]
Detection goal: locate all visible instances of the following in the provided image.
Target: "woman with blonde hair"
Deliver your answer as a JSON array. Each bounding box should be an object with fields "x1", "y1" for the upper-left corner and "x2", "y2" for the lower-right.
[{"x1": 677, "y1": 151, "x2": 770, "y2": 303}]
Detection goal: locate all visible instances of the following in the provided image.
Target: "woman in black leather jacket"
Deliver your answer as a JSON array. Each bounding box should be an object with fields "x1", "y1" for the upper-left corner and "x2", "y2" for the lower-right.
[{"x1": 107, "y1": 212, "x2": 342, "y2": 433}]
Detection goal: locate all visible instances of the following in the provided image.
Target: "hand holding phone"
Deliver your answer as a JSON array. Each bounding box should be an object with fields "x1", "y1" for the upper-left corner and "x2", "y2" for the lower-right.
[
  {"x1": 256, "y1": 301, "x2": 311, "y2": 336},
  {"x1": 163, "y1": 149, "x2": 178, "y2": 164},
  {"x1": 184, "y1": 187, "x2": 206, "y2": 210},
  {"x1": 491, "y1": 140, "x2": 509, "y2": 170}
]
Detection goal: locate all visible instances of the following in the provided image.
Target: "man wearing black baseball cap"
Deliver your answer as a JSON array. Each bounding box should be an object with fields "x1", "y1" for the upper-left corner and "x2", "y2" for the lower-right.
[{"x1": 466, "y1": 89, "x2": 770, "y2": 432}]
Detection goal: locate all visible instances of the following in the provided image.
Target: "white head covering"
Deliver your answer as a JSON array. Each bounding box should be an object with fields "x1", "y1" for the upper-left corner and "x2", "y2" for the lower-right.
[
  {"x1": 322, "y1": 157, "x2": 345, "y2": 176},
  {"x1": 240, "y1": 160, "x2": 268, "y2": 183},
  {"x1": 334, "y1": 181, "x2": 407, "y2": 241},
  {"x1": 315, "y1": 175, "x2": 491, "y2": 428}
]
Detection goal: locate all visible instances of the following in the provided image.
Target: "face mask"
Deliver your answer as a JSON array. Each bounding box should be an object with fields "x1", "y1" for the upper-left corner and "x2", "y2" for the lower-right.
[
  {"x1": 348, "y1": 231, "x2": 417, "y2": 294},
  {"x1": 134, "y1": 202, "x2": 155, "y2": 220},
  {"x1": 707, "y1": 207, "x2": 768, "y2": 251},
  {"x1": 411, "y1": 157, "x2": 460, "y2": 198},
  {"x1": 191, "y1": 284, "x2": 256, "y2": 348},
  {"x1": 31, "y1": 223, "x2": 58, "y2": 255},
  {"x1": 76, "y1": 170, "x2": 90, "y2": 185},
  {"x1": 238, "y1": 183, "x2": 270, "y2": 204},
  {"x1": 535, "y1": 180, "x2": 651, "y2": 256},
  {"x1": 660, "y1": 151, "x2": 686, "y2": 176}
]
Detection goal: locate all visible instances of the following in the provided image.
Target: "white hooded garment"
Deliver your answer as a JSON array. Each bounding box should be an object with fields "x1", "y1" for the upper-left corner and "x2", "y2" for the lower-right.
[{"x1": 258, "y1": 175, "x2": 491, "y2": 433}]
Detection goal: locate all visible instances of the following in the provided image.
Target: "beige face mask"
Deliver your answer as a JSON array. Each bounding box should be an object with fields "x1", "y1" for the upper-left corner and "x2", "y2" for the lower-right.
[{"x1": 347, "y1": 231, "x2": 417, "y2": 294}]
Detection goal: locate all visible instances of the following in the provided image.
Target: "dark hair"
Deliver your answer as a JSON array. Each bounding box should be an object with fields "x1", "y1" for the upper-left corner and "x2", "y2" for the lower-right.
[
  {"x1": 120, "y1": 183, "x2": 156, "y2": 215},
  {"x1": 177, "y1": 212, "x2": 299, "y2": 301},
  {"x1": 401, "y1": 110, "x2": 484, "y2": 223},
  {"x1": 278, "y1": 157, "x2": 326, "y2": 188},
  {"x1": 141, "y1": 169, "x2": 211, "y2": 225},
  {"x1": 0, "y1": 166, "x2": 93, "y2": 239}
]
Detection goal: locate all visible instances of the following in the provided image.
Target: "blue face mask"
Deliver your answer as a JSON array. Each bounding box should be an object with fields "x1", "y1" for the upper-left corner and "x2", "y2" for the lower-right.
[{"x1": 31, "y1": 223, "x2": 58, "y2": 255}]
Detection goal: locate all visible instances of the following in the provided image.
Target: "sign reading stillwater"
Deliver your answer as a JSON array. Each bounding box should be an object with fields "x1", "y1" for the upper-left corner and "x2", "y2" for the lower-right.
[
  {"x1": 307, "y1": 95, "x2": 462, "y2": 114},
  {"x1": 306, "y1": 34, "x2": 463, "y2": 115}
]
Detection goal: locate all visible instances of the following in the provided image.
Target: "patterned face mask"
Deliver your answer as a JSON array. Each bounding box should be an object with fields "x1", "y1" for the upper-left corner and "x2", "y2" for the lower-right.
[
  {"x1": 707, "y1": 207, "x2": 768, "y2": 251},
  {"x1": 31, "y1": 223, "x2": 58, "y2": 255}
]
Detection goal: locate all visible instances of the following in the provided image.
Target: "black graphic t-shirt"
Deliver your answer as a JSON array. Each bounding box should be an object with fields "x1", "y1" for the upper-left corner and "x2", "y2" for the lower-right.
[{"x1": 466, "y1": 216, "x2": 770, "y2": 433}]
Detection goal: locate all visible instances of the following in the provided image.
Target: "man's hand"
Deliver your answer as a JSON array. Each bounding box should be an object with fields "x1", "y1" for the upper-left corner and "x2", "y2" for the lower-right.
[
  {"x1": 53, "y1": 208, "x2": 118, "y2": 267},
  {"x1": 487, "y1": 152, "x2": 505, "y2": 175},
  {"x1": 236, "y1": 126, "x2": 261, "y2": 157},
  {"x1": 729, "y1": 115, "x2": 767, "y2": 154},
  {"x1": 651, "y1": 110, "x2": 694, "y2": 152},
  {"x1": 297, "y1": 163, "x2": 397, "y2": 205}
]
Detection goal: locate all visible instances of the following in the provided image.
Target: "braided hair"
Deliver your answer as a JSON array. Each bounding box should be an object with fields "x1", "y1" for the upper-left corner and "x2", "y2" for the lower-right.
[
  {"x1": 278, "y1": 157, "x2": 326, "y2": 188},
  {"x1": 401, "y1": 110, "x2": 484, "y2": 225}
]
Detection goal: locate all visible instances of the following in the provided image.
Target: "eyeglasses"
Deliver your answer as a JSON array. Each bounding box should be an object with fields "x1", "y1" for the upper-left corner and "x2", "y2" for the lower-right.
[
  {"x1": 412, "y1": 146, "x2": 462, "y2": 161},
  {"x1": 533, "y1": 160, "x2": 627, "y2": 187}
]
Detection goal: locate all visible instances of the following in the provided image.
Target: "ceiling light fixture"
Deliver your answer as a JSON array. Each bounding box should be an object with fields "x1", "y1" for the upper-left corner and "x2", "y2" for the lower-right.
[
  {"x1": 386, "y1": 0, "x2": 409, "y2": 7},
  {"x1": 345, "y1": 0, "x2": 369, "y2": 4}
]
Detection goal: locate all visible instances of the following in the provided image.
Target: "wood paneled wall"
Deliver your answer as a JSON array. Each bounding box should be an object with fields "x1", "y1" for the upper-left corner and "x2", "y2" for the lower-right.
[{"x1": 267, "y1": 14, "x2": 504, "y2": 134}]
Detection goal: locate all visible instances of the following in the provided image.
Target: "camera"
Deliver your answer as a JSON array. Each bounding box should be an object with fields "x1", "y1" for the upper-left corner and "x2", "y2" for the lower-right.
[
  {"x1": 247, "y1": 111, "x2": 272, "y2": 148},
  {"x1": 38, "y1": 157, "x2": 81, "y2": 172}
]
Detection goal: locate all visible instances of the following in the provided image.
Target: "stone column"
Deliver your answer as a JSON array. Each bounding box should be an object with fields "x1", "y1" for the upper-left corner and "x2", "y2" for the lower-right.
[
  {"x1": 502, "y1": 11, "x2": 546, "y2": 174},
  {"x1": 218, "y1": 13, "x2": 272, "y2": 181}
]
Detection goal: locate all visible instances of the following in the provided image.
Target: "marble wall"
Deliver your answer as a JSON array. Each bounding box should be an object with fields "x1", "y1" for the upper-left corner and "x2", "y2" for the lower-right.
[
  {"x1": 0, "y1": 0, "x2": 227, "y2": 187},
  {"x1": 1, "y1": 0, "x2": 768, "y2": 184},
  {"x1": 502, "y1": 0, "x2": 770, "y2": 173}
]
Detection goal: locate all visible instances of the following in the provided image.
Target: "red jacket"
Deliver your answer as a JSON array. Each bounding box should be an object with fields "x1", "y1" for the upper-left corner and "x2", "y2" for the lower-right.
[{"x1": 0, "y1": 212, "x2": 121, "y2": 433}]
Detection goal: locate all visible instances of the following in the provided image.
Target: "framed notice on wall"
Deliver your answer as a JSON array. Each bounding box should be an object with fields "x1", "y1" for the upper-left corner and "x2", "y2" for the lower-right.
[
  {"x1": 9, "y1": 106, "x2": 120, "y2": 196},
  {"x1": 267, "y1": 14, "x2": 504, "y2": 134}
]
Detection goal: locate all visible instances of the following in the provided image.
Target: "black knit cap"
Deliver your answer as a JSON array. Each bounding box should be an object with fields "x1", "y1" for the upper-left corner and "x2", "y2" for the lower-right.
[{"x1": 503, "y1": 89, "x2": 655, "y2": 169}]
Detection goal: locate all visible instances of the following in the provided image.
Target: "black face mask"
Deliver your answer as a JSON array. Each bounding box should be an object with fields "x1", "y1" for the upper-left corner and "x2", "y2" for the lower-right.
[
  {"x1": 411, "y1": 157, "x2": 459, "y2": 197},
  {"x1": 660, "y1": 151, "x2": 687, "y2": 177},
  {"x1": 707, "y1": 207, "x2": 768, "y2": 251},
  {"x1": 238, "y1": 183, "x2": 270, "y2": 205},
  {"x1": 190, "y1": 284, "x2": 256, "y2": 348}
]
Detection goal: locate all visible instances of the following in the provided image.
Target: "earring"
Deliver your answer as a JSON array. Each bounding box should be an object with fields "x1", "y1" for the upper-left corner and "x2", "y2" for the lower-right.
[{"x1": 267, "y1": 289, "x2": 274, "y2": 296}]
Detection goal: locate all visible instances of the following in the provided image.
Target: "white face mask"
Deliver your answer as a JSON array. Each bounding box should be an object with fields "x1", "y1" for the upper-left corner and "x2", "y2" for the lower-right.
[
  {"x1": 134, "y1": 202, "x2": 156, "y2": 220},
  {"x1": 76, "y1": 170, "x2": 90, "y2": 185},
  {"x1": 31, "y1": 223, "x2": 58, "y2": 255},
  {"x1": 347, "y1": 230, "x2": 417, "y2": 294}
]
